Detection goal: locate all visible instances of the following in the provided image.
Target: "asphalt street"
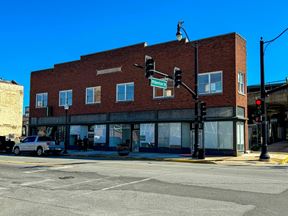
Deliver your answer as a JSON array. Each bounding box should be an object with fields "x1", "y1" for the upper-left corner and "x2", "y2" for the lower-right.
[{"x1": 0, "y1": 155, "x2": 288, "y2": 216}]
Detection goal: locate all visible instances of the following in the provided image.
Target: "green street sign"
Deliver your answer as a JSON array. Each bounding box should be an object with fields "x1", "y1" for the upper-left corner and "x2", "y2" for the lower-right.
[{"x1": 150, "y1": 77, "x2": 167, "y2": 89}]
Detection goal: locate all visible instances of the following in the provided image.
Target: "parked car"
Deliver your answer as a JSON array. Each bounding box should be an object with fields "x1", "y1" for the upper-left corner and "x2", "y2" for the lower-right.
[
  {"x1": 0, "y1": 136, "x2": 15, "y2": 153},
  {"x1": 13, "y1": 136, "x2": 63, "y2": 156}
]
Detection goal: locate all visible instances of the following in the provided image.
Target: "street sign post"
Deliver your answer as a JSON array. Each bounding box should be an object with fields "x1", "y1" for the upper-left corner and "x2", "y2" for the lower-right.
[{"x1": 150, "y1": 77, "x2": 167, "y2": 89}]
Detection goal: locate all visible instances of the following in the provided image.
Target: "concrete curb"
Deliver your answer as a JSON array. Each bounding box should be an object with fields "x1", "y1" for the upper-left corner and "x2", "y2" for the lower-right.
[
  {"x1": 270, "y1": 156, "x2": 288, "y2": 165},
  {"x1": 65, "y1": 154, "x2": 217, "y2": 164},
  {"x1": 64, "y1": 152, "x2": 288, "y2": 165},
  {"x1": 160, "y1": 158, "x2": 217, "y2": 164}
]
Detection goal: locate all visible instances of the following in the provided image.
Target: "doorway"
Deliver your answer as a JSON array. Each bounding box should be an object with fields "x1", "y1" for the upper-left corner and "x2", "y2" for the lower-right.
[{"x1": 132, "y1": 124, "x2": 140, "y2": 152}]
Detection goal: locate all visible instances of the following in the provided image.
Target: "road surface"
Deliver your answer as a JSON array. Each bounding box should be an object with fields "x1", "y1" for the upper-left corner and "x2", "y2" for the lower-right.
[{"x1": 0, "y1": 155, "x2": 287, "y2": 216}]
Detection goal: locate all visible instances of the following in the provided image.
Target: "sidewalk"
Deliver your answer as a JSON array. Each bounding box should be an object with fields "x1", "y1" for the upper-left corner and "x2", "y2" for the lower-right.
[{"x1": 65, "y1": 150, "x2": 288, "y2": 166}]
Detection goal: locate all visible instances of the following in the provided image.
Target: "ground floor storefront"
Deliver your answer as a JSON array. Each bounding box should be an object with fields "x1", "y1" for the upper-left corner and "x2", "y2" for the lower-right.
[{"x1": 30, "y1": 107, "x2": 247, "y2": 156}]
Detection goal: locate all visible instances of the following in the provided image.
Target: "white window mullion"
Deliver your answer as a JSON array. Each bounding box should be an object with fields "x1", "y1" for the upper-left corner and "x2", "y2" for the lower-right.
[
  {"x1": 208, "y1": 74, "x2": 211, "y2": 94},
  {"x1": 124, "y1": 85, "x2": 127, "y2": 101}
]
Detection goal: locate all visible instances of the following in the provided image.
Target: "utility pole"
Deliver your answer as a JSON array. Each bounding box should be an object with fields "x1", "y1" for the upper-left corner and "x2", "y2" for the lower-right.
[
  {"x1": 259, "y1": 27, "x2": 288, "y2": 161},
  {"x1": 259, "y1": 38, "x2": 270, "y2": 161}
]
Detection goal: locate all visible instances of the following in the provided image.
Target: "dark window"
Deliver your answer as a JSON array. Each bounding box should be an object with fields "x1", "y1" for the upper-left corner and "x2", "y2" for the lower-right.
[
  {"x1": 23, "y1": 136, "x2": 36, "y2": 143},
  {"x1": 38, "y1": 136, "x2": 52, "y2": 142}
]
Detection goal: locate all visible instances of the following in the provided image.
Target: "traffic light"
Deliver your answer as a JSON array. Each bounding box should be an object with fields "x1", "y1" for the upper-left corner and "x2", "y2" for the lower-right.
[
  {"x1": 255, "y1": 99, "x2": 262, "y2": 117},
  {"x1": 174, "y1": 67, "x2": 182, "y2": 87},
  {"x1": 145, "y1": 56, "x2": 155, "y2": 78},
  {"x1": 199, "y1": 101, "x2": 207, "y2": 121}
]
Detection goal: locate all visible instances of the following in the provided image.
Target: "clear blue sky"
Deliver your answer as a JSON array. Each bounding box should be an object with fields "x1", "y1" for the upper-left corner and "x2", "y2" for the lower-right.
[{"x1": 0, "y1": 0, "x2": 287, "y2": 108}]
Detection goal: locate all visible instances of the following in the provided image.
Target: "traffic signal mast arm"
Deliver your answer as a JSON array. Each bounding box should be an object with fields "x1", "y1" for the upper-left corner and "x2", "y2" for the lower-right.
[{"x1": 133, "y1": 64, "x2": 197, "y2": 100}]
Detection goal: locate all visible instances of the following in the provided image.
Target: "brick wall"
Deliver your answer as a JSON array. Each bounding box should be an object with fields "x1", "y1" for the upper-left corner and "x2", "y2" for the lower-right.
[
  {"x1": 30, "y1": 33, "x2": 245, "y2": 118},
  {"x1": 0, "y1": 82, "x2": 23, "y2": 137}
]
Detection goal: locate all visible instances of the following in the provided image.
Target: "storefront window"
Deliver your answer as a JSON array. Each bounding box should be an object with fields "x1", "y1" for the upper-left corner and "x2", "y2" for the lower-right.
[
  {"x1": 94, "y1": 125, "x2": 106, "y2": 144},
  {"x1": 69, "y1": 125, "x2": 88, "y2": 146},
  {"x1": 181, "y1": 123, "x2": 191, "y2": 149},
  {"x1": 237, "y1": 122, "x2": 245, "y2": 151},
  {"x1": 204, "y1": 121, "x2": 233, "y2": 149},
  {"x1": 158, "y1": 123, "x2": 181, "y2": 148},
  {"x1": 109, "y1": 124, "x2": 131, "y2": 147},
  {"x1": 140, "y1": 124, "x2": 155, "y2": 148}
]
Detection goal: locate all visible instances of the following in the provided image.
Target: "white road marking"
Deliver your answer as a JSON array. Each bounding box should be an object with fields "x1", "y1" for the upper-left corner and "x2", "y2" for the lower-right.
[
  {"x1": 20, "y1": 179, "x2": 54, "y2": 186},
  {"x1": 23, "y1": 169, "x2": 47, "y2": 174},
  {"x1": 23, "y1": 165, "x2": 74, "y2": 174},
  {"x1": 49, "y1": 165, "x2": 74, "y2": 170},
  {"x1": 51, "y1": 177, "x2": 104, "y2": 190},
  {"x1": 101, "y1": 177, "x2": 153, "y2": 191},
  {"x1": 0, "y1": 187, "x2": 7, "y2": 190}
]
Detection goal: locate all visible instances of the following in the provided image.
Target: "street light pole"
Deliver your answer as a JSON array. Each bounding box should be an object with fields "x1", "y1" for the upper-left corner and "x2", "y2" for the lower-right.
[
  {"x1": 176, "y1": 21, "x2": 201, "y2": 159},
  {"x1": 63, "y1": 104, "x2": 69, "y2": 154},
  {"x1": 192, "y1": 42, "x2": 200, "y2": 159}
]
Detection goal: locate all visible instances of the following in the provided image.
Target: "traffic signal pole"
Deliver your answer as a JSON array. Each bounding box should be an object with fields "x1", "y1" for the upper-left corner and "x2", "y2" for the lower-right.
[
  {"x1": 258, "y1": 28, "x2": 288, "y2": 161},
  {"x1": 192, "y1": 42, "x2": 200, "y2": 159},
  {"x1": 259, "y1": 38, "x2": 270, "y2": 161}
]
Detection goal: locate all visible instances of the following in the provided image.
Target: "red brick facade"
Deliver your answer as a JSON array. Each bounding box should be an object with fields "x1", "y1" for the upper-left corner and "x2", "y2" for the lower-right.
[
  {"x1": 31, "y1": 33, "x2": 246, "y2": 117},
  {"x1": 30, "y1": 32, "x2": 247, "y2": 155}
]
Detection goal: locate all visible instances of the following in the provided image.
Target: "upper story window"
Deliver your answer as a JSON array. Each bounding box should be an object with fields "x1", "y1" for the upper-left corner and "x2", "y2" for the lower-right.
[
  {"x1": 36, "y1": 93, "x2": 48, "y2": 108},
  {"x1": 153, "y1": 79, "x2": 174, "y2": 98},
  {"x1": 59, "y1": 90, "x2": 72, "y2": 106},
  {"x1": 198, "y1": 71, "x2": 223, "y2": 95},
  {"x1": 86, "y1": 86, "x2": 101, "y2": 104},
  {"x1": 238, "y1": 72, "x2": 245, "y2": 95},
  {"x1": 116, "y1": 82, "x2": 134, "y2": 102}
]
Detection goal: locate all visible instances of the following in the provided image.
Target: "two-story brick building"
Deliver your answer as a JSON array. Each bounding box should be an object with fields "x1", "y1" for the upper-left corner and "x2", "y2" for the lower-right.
[{"x1": 29, "y1": 32, "x2": 247, "y2": 156}]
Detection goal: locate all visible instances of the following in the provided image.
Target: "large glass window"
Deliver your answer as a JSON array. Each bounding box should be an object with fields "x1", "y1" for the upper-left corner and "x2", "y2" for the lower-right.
[
  {"x1": 86, "y1": 86, "x2": 101, "y2": 104},
  {"x1": 109, "y1": 124, "x2": 131, "y2": 147},
  {"x1": 153, "y1": 79, "x2": 174, "y2": 98},
  {"x1": 238, "y1": 72, "x2": 245, "y2": 94},
  {"x1": 116, "y1": 83, "x2": 134, "y2": 102},
  {"x1": 237, "y1": 122, "x2": 245, "y2": 151},
  {"x1": 204, "y1": 121, "x2": 233, "y2": 149},
  {"x1": 158, "y1": 123, "x2": 181, "y2": 148},
  {"x1": 59, "y1": 90, "x2": 72, "y2": 106},
  {"x1": 94, "y1": 125, "x2": 106, "y2": 144},
  {"x1": 181, "y1": 123, "x2": 191, "y2": 149},
  {"x1": 140, "y1": 124, "x2": 155, "y2": 148},
  {"x1": 36, "y1": 93, "x2": 48, "y2": 108},
  {"x1": 198, "y1": 71, "x2": 222, "y2": 94}
]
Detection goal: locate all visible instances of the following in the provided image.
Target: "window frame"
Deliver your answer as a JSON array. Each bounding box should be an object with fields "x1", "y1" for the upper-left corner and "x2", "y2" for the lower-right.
[
  {"x1": 238, "y1": 72, "x2": 245, "y2": 95},
  {"x1": 85, "y1": 86, "x2": 101, "y2": 104},
  {"x1": 153, "y1": 78, "x2": 175, "y2": 99},
  {"x1": 116, "y1": 82, "x2": 134, "y2": 102},
  {"x1": 198, "y1": 71, "x2": 223, "y2": 95},
  {"x1": 59, "y1": 89, "x2": 73, "y2": 107},
  {"x1": 35, "y1": 92, "x2": 48, "y2": 108}
]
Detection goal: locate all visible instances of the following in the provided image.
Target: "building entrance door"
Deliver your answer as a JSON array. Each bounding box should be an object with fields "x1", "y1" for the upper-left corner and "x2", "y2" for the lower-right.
[{"x1": 132, "y1": 124, "x2": 140, "y2": 152}]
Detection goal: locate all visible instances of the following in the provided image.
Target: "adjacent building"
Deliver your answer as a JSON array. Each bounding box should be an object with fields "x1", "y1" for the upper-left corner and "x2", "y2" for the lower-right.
[
  {"x1": 0, "y1": 79, "x2": 24, "y2": 139},
  {"x1": 22, "y1": 106, "x2": 29, "y2": 137},
  {"x1": 248, "y1": 82, "x2": 288, "y2": 146},
  {"x1": 29, "y1": 33, "x2": 247, "y2": 156}
]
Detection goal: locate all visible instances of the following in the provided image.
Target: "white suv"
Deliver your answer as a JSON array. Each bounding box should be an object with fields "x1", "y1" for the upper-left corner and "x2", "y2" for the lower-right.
[{"x1": 13, "y1": 136, "x2": 63, "y2": 156}]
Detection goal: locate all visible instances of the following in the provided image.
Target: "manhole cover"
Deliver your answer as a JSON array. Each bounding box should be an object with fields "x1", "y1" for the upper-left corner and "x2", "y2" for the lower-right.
[{"x1": 58, "y1": 176, "x2": 74, "y2": 180}]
